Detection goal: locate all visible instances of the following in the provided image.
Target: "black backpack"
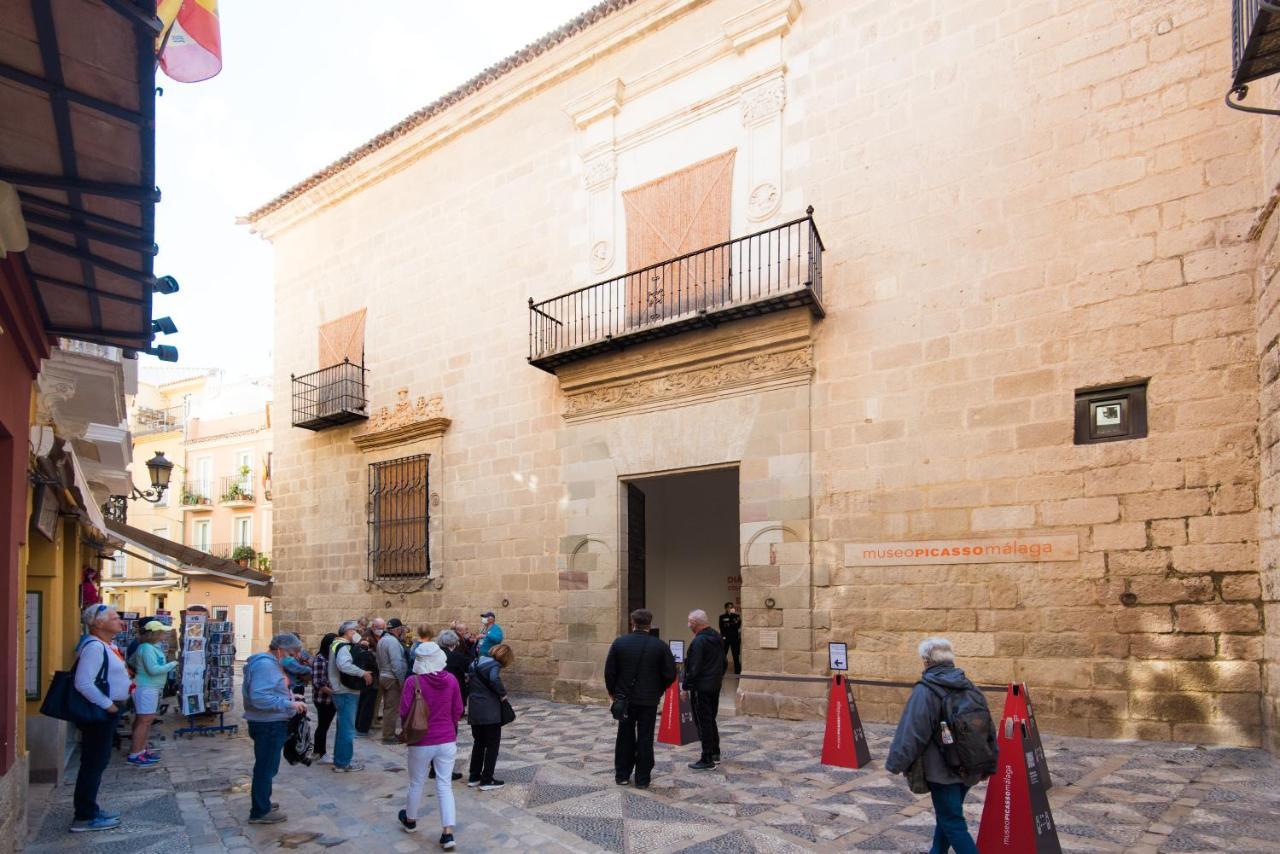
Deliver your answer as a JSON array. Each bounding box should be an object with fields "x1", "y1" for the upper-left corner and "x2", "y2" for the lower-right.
[
  {"x1": 921, "y1": 680, "x2": 997, "y2": 778},
  {"x1": 334, "y1": 641, "x2": 374, "y2": 691}
]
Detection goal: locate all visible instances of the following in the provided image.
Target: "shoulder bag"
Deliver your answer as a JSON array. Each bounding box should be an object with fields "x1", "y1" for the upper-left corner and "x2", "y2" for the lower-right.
[
  {"x1": 610, "y1": 637, "x2": 648, "y2": 722},
  {"x1": 400, "y1": 675, "x2": 432, "y2": 743},
  {"x1": 474, "y1": 660, "x2": 516, "y2": 726},
  {"x1": 40, "y1": 639, "x2": 112, "y2": 725}
]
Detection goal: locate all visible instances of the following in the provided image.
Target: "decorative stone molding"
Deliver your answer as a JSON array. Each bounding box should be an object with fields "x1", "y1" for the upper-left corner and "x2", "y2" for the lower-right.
[
  {"x1": 723, "y1": 0, "x2": 802, "y2": 54},
  {"x1": 557, "y1": 310, "x2": 816, "y2": 421},
  {"x1": 740, "y1": 77, "x2": 786, "y2": 126},
  {"x1": 583, "y1": 152, "x2": 617, "y2": 190},
  {"x1": 741, "y1": 74, "x2": 786, "y2": 221},
  {"x1": 565, "y1": 346, "x2": 811, "y2": 417},
  {"x1": 566, "y1": 79, "x2": 625, "y2": 130},
  {"x1": 352, "y1": 387, "x2": 450, "y2": 451}
]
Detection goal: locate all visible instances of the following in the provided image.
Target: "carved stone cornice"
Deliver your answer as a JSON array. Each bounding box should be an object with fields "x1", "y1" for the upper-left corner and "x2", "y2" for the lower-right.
[
  {"x1": 558, "y1": 310, "x2": 815, "y2": 421},
  {"x1": 352, "y1": 387, "x2": 451, "y2": 451}
]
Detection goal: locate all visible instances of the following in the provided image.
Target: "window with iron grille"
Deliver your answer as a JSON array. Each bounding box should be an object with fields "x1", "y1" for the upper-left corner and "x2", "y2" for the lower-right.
[{"x1": 368, "y1": 454, "x2": 430, "y2": 581}]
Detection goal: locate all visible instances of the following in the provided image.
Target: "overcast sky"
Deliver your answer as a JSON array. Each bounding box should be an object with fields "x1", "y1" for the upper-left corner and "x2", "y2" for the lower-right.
[{"x1": 146, "y1": 0, "x2": 594, "y2": 380}]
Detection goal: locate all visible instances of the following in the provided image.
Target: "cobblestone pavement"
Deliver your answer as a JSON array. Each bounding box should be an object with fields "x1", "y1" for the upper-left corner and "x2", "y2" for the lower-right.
[{"x1": 26, "y1": 694, "x2": 1280, "y2": 853}]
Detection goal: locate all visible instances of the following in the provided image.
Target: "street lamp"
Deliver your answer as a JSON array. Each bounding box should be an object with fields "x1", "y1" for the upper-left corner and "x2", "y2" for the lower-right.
[{"x1": 103, "y1": 451, "x2": 174, "y2": 524}]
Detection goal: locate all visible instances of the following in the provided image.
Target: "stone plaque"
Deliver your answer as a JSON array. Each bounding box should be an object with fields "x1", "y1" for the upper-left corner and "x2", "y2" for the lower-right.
[
  {"x1": 845, "y1": 534, "x2": 1079, "y2": 567},
  {"x1": 759, "y1": 629, "x2": 779, "y2": 649}
]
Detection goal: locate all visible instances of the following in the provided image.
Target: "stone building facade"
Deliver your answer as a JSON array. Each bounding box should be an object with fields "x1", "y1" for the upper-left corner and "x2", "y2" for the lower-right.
[{"x1": 249, "y1": 0, "x2": 1279, "y2": 748}]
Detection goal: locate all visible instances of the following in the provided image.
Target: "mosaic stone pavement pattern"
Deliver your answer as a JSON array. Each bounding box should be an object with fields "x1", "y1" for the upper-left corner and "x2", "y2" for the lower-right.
[{"x1": 26, "y1": 693, "x2": 1280, "y2": 853}]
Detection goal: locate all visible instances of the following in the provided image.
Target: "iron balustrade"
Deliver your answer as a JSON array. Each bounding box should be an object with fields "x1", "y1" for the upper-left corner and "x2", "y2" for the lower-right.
[
  {"x1": 1233, "y1": 1, "x2": 1280, "y2": 90},
  {"x1": 180, "y1": 481, "x2": 213, "y2": 507},
  {"x1": 528, "y1": 210, "x2": 825, "y2": 370},
  {"x1": 217, "y1": 475, "x2": 254, "y2": 503},
  {"x1": 291, "y1": 359, "x2": 369, "y2": 430}
]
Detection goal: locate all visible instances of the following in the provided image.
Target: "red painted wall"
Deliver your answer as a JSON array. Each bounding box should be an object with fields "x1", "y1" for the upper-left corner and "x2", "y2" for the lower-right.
[{"x1": 0, "y1": 254, "x2": 50, "y2": 774}]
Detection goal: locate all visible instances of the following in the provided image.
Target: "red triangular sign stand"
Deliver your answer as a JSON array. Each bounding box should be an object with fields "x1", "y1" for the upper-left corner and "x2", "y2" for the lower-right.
[
  {"x1": 977, "y1": 716, "x2": 1062, "y2": 854},
  {"x1": 1003, "y1": 682, "x2": 1052, "y2": 790},
  {"x1": 657, "y1": 679, "x2": 698, "y2": 746},
  {"x1": 820, "y1": 674, "x2": 872, "y2": 768}
]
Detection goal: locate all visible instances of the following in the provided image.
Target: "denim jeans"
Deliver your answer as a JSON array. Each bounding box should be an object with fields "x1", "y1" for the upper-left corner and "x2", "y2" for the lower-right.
[
  {"x1": 74, "y1": 713, "x2": 120, "y2": 821},
  {"x1": 333, "y1": 693, "x2": 357, "y2": 768},
  {"x1": 248, "y1": 720, "x2": 290, "y2": 819},
  {"x1": 927, "y1": 781, "x2": 977, "y2": 854}
]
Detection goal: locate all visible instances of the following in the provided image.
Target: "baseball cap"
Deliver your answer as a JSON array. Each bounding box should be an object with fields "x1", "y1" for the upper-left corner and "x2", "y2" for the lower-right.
[
  {"x1": 141, "y1": 620, "x2": 169, "y2": 632},
  {"x1": 387, "y1": 618, "x2": 404, "y2": 630},
  {"x1": 480, "y1": 610, "x2": 495, "y2": 618}
]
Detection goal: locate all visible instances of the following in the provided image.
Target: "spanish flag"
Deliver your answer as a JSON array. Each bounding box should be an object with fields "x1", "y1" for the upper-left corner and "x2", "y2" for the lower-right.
[{"x1": 157, "y1": 0, "x2": 222, "y2": 83}]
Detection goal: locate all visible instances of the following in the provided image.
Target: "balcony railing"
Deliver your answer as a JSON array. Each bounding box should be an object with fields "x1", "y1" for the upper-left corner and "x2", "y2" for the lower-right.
[
  {"x1": 292, "y1": 359, "x2": 369, "y2": 431},
  {"x1": 1232, "y1": 1, "x2": 1280, "y2": 90},
  {"x1": 218, "y1": 475, "x2": 254, "y2": 505},
  {"x1": 204, "y1": 542, "x2": 270, "y2": 572},
  {"x1": 180, "y1": 481, "x2": 213, "y2": 508},
  {"x1": 528, "y1": 211, "x2": 824, "y2": 371},
  {"x1": 133, "y1": 404, "x2": 186, "y2": 436}
]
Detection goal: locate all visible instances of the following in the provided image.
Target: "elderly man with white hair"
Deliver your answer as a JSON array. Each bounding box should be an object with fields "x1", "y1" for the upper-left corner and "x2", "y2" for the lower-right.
[
  {"x1": 885, "y1": 638, "x2": 997, "y2": 854},
  {"x1": 682, "y1": 608, "x2": 726, "y2": 770},
  {"x1": 69, "y1": 604, "x2": 133, "y2": 832}
]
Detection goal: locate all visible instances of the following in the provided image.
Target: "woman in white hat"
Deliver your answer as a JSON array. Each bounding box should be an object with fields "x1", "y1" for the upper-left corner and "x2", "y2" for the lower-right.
[
  {"x1": 128, "y1": 619, "x2": 177, "y2": 766},
  {"x1": 397, "y1": 641, "x2": 464, "y2": 850}
]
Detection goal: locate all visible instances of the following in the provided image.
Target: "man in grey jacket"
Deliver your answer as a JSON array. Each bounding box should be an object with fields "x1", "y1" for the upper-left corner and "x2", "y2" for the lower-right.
[
  {"x1": 330, "y1": 620, "x2": 373, "y2": 772},
  {"x1": 885, "y1": 638, "x2": 996, "y2": 854},
  {"x1": 377, "y1": 618, "x2": 409, "y2": 742},
  {"x1": 242, "y1": 633, "x2": 308, "y2": 824}
]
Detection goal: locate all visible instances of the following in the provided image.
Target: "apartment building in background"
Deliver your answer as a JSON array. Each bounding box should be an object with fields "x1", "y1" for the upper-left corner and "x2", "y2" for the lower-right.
[{"x1": 104, "y1": 372, "x2": 274, "y2": 657}]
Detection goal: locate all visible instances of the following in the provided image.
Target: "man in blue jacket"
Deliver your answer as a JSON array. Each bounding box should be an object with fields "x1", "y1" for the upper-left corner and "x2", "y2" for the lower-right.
[
  {"x1": 242, "y1": 632, "x2": 308, "y2": 825},
  {"x1": 477, "y1": 610, "x2": 504, "y2": 658}
]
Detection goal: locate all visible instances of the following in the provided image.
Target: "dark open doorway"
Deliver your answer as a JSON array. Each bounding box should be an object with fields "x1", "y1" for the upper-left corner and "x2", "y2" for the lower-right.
[{"x1": 621, "y1": 466, "x2": 739, "y2": 644}]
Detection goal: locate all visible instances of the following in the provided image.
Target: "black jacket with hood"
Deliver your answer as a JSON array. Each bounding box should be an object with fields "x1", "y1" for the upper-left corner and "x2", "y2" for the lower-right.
[{"x1": 884, "y1": 664, "x2": 997, "y2": 786}]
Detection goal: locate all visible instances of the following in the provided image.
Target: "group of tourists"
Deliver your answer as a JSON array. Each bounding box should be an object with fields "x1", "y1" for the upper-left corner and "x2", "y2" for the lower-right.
[
  {"x1": 241, "y1": 610, "x2": 510, "y2": 851},
  {"x1": 68, "y1": 600, "x2": 995, "y2": 851}
]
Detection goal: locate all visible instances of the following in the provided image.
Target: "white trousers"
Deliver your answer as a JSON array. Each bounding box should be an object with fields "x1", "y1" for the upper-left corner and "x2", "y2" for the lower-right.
[{"x1": 406, "y1": 741, "x2": 457, "y2": 828}]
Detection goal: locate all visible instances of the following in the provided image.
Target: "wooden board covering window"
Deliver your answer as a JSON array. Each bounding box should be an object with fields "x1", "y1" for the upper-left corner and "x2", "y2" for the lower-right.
[
  {"x1": 318, "y1": 308, "x2": 366, "y2": 367},
  {"x1": 622, "y1": 150, "x2": 736, "y2": 326}
]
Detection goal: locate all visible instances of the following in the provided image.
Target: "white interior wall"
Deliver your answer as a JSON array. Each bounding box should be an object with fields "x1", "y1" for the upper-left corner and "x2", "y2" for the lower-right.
[{"x1": 639, "y1": 467, "x2": 738, "y2": 642}]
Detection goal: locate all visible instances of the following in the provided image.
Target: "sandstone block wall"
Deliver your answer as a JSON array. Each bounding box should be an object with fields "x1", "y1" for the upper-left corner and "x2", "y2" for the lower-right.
[{"x1": 260, "y1": 0, "x2": 1273, "y2": 746}]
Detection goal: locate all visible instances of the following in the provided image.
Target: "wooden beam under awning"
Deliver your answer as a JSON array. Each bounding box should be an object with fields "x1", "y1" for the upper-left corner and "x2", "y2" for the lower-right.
[{"x1": 106, "y1": 518, "x2": 272, "y2": 597}]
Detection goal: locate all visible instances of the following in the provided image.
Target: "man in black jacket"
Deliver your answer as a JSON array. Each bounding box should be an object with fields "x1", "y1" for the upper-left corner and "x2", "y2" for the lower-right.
[
  {"x1": 604, "y1": 609, "x2": 676, "y2": 788},
  {"x1": 719, "y1": 602, "x2": 742, "y2": 675},
  {"x1": 682, "y1": 609, "x2": 725, "y2": 770}
]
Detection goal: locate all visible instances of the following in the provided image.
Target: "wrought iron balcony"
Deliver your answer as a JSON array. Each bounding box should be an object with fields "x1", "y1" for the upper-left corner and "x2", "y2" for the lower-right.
[
  {"x1": 528, "y1": 211, "x2": 824, "y2": 371},
  {"x1": 291, "y1": 359, "x2": 369, "y2": 430},
  {"x1": 217, "y1": 475, "x2": 254, "y2": 506},
  {"x1": 1232, "y1": 1, "x2": 1280, "y2": 92},
  {"x1": 180, "y1": 481, "x2": 213, "y2": 510}
]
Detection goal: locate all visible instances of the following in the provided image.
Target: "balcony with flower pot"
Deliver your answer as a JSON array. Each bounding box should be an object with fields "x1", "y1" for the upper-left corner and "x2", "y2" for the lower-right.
[
  {"x1": 218, "y1": 469, "x2": 255, "y2": 507},
  {"x1": 180, "y1": 481, "x2": 214, "y2": 511}
]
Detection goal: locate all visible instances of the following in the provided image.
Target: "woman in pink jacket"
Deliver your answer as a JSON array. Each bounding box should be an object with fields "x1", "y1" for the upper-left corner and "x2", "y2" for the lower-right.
[{"x1": 398, "y1": 641, "x2": 464, "y2": 850}]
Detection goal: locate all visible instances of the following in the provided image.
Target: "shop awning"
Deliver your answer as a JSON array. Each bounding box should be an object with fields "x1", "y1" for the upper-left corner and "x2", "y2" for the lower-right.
[
  {"x1": 105, "y1": 518, "x2": 272, "y2": 595},
  {"x1": 0, "y1": 1, "x2": 173, "y2": 355},
  {"x1": 100, "y1": 577, "x2": 181, "y2": 589}
]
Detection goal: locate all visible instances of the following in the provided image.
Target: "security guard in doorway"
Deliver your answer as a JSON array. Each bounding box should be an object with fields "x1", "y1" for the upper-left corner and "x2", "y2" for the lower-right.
[{"x1": 719, "y1": 602, "x2": 742, "y2": 675}]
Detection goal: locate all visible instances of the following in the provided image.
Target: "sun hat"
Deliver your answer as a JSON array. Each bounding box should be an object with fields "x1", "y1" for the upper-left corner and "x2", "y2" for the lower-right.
[{"x1": 412, "y1": 641, "x2": 447, "y2": 675}]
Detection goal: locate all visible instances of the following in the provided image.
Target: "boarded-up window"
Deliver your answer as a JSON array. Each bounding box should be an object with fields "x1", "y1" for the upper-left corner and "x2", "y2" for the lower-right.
[
  {"x1": 318, "y1": 308, "x2": 366, "y2": 367},
  {"x1": 622, "y1": 150, "x2": 735, "y2": 325},
  {"x1": 368, "y1": 454, "x2": 429, "y2": 580}
]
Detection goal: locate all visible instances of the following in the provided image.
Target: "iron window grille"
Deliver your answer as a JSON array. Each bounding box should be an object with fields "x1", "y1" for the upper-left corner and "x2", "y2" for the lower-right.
[{"x1": 368, "y1": 454, "x2": 430, "y2": 589}]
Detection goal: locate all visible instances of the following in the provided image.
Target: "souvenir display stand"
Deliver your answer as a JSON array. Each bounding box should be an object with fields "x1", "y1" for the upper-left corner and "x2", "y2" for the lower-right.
[{"x1": 173, "y1": 610, "x2": 238, "y2": 737}]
